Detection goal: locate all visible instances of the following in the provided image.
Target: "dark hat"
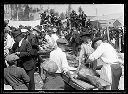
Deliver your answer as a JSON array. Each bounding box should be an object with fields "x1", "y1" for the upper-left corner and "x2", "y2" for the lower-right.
[
  {"x1": 11, "y1": 29, "x2": 22, "y2": 38},
  {"x1": 80, "y1": 32, "x2": 92, "y2": 37},
  {"x1": 56, "y1": 38, "x2": 68, "y2": 45},
  {"x1": 91, "y1": 37, "x2": 103, "y2": 49}
]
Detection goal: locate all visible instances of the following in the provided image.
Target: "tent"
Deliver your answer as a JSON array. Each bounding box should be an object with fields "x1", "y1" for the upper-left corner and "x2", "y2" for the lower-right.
[{"x1": 8, "y1": 19, "x2": 40, "y2": 28}]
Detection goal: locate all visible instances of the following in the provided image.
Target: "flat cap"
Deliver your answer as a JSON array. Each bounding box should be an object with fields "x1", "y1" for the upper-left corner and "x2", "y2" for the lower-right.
[
  {"x1": 5, "y1": 54, "x2": 19, "y2": 62},
  {"x1": 56, "y1": 38, "x2": 68, "y2": 45},
  {"x1": 43, "y1": 59, "x2": 58, "y2": 73}
]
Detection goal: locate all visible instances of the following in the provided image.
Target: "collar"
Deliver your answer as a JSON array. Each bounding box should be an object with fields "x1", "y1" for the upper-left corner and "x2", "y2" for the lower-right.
[{"x1": 19, "y1": 38, "x2": 24, "y2": 47}]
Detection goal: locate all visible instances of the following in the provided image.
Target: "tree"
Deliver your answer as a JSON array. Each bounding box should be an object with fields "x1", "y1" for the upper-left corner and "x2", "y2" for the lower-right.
[
  {"x1": 50, "y1": 9, "x2": 55, "y2": 15},
  {"x1": 60, "y1": 12, "x2": 65, "y2": 20},
  {"x1": 24, "y1": 4, "x2": 30, "y2": 20},
  {"x1": 67, "y1": 4, "x2": 71, "y2": 17},
  {"x1": 78, "y1": 6, "x2": 83, "y2": 14},
  {"x1": 54, "y1": 12, "x2": 59, "y2": 17}
]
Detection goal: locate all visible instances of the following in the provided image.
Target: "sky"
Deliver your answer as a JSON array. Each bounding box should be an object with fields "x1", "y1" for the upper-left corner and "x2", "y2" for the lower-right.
[{"x1": 30, "y1": 4, "x2": 124, "y2": 16}]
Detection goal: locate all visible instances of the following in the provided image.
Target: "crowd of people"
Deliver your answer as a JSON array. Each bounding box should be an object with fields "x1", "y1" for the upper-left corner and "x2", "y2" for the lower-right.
[{"x1": 4, "y1": 10, "x2": 124, "y2": 90}]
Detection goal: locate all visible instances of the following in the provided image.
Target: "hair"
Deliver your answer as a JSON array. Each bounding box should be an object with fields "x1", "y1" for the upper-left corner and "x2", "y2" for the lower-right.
[
  {"x1": 82, "y1": 36, "x2": 91, "y2": 44},
  {"x1": 7, "y1": 60, "x2": 16, "y2": 66}
]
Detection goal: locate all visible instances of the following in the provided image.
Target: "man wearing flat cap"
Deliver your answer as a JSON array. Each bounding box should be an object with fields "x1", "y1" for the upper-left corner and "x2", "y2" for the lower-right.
[
  {"x1": 4, "y1": 54, "x2": 30, "y2": 90},
  {"x1": 10, "y1": 29, "x2": 35, "y2": 90},
  {"x1": 41, "y1": 59, "x2": 65, "y2": 90},
  {"x1": 49, "y1": 38, "x2": 77, "y2": 89},
  {"x1": 86, "y1": 37, "x2": 122, "y2": 90}
]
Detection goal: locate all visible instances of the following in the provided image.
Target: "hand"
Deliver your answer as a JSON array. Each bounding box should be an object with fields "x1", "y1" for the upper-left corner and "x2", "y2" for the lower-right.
[
  {"x1": 86, "y1": 59, "x2": 92, "y2": 64},
  {"x1": 15, "y1": 52, "x2": 20, "y2": 55}
]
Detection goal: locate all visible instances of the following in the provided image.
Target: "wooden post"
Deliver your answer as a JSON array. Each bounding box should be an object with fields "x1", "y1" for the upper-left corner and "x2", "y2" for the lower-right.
[
  {"x1": 119, "y1": 32, "x2": 121, "y2": 52},
  {"x1": 106, "y1": 21, "x2": 110, "y2": 41}
]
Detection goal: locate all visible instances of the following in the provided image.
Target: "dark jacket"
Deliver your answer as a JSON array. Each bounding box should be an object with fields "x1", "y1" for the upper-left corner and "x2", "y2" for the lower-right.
[
  {"x1": 10, "y1": 39, "x2": 35, "y2": 70},
  {"x1": 27, "y1": 33, "x2": 39, "y2": 58},
  {"x1": 4, "y1": 65, "x2": 30, "y2": 90}
]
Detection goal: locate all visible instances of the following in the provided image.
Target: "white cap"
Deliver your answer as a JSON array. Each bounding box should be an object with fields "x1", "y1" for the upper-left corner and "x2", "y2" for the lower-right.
[{"x1": 21, "y1": 29, "x2": 28, "y2": 33}]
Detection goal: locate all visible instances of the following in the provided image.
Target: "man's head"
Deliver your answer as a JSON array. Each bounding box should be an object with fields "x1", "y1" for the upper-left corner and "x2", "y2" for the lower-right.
[
  {"x1": 5, "y1": 54, "x2": 19, "y2": 66},
  {"x1": 56, "y1": 38, "x2": 68, "y2": 51},
  {"x1": 43, "y1": 59, "x2": 58, "y2": 74},
  {"x1": 12, "y1": 29, "x2": 24, "y2": 43},
  {"x1": 82, "y1": 36, "x2": 92, "y2": 44},
  {"x1": 92, "y1": 37, "x2": 103, "y2": 49}
]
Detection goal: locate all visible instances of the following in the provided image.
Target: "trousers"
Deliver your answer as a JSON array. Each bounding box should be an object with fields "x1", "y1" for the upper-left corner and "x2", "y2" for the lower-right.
[
  {"x1": 26, "y1": 68, "x2": 35, "y2": 90},
  {"x1": 111, "y1": 63, "x2": 122, "y2": 90}
]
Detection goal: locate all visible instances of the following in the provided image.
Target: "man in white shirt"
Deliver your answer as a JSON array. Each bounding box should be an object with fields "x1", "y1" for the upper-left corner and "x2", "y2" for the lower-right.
[
  {"x1": 48, "y1": 38, "x2": 77, "y2": 89},
  {"x1": 86, "y1": 37, "x2": 122, "y2": 90},
  {"x1": 50, "y1": 38, "x2": 76, "y2": 73}
]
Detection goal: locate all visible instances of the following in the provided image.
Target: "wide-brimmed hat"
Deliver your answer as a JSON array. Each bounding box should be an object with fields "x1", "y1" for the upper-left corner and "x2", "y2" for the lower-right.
[
  {"x1": 91, "y1": 37, "x2": 103, "y2": 49},
  {"x1": 11, "y1": 29, "x2": 22, "y2": 38},
  {"x1": 56, "y1": 38, "x2": 68, "y2": 45}
]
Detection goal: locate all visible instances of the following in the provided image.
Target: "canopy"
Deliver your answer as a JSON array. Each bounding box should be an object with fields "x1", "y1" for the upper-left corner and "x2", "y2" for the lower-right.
[{"x1": 8, "y1": 20, "x2": 40, "y2": 28}]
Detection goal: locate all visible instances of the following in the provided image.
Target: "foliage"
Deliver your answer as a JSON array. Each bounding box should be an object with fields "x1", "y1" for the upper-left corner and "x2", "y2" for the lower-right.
[
  {"x1": 78, "y1": 6, "x2": 83, "y2": 14},
  {"x1": 60, "y1": 12, "x2": 65, "y2": 20}
]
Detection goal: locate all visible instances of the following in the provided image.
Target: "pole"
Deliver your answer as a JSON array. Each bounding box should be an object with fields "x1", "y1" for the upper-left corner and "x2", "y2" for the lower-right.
[
  {"x1": 107, "y1": 21, "x2": 110, "y2": 41},
  {"x1": 16, "y1": 4, "x2": 19, "y2": 21},
  {"x1": 96, "y1": 7, "x2": 98, "y2": 30}
]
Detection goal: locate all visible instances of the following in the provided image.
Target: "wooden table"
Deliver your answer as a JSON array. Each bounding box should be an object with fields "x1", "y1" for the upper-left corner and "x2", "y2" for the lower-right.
[{"x1": 62, "y1": 72, "x2": 110, "y2": 90}]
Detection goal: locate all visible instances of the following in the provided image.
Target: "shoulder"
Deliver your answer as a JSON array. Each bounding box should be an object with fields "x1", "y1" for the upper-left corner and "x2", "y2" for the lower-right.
[{"x1": 17, "y1": 67, "x2": 25, "y2": 72}]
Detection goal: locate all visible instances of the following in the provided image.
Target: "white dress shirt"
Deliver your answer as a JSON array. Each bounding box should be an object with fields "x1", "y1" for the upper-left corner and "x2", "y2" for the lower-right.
[
  {"x1": 19, "y1": 38, "x2": 24, "y2": 47},
  {"x1": 50, "y1": 47, "x2": 76, "y2": 73},
  {"x1": 89, "y1": 43, "x2": 119, "y2": 64}
]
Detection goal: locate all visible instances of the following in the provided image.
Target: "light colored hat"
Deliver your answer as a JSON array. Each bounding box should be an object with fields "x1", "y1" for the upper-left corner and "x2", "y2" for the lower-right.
[
  {"x1": 43, "y1": 59, "x2": 58, "y2": 73},
  {"x1": 5, "y1": 54, "x2": 19, "y2": 62}
]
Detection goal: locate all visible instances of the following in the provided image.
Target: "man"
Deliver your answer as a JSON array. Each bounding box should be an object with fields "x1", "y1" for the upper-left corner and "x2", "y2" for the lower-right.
[
  {"x1": 42, "y1": 60, "x2": 64, "y2": 90},
  {"x1": 26, "y1": 28, "x2": 40, "y2": 72},
  {"x1": 78, "y1": 33, "x2": 96, "y2": 69},
  {"x1": 10, "y1": 30, "x2": 35, "y2": 90},
  {"x1": 4, "y1": 54, "x2": 30, "y2": 90},
  {"x1": 49, "y1": 38, "x2": 77, "y2": 89},
  {"x1": 86, "y1": 37, "x2": 122, "y2": 90}
]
